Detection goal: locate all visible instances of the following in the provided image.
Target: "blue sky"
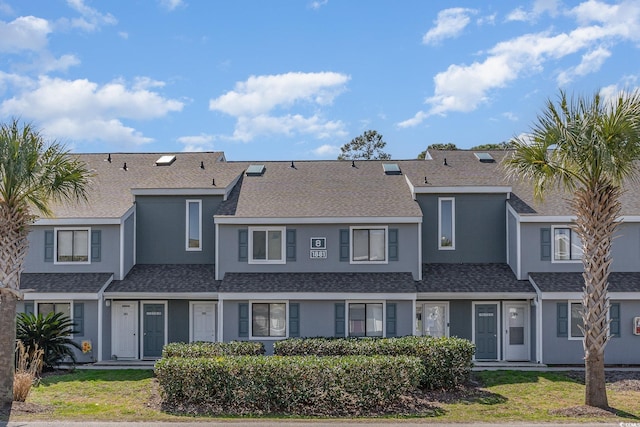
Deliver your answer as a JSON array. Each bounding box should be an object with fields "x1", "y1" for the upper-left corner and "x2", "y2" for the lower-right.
[{"x1": 0, "y1": 0, "x2": 638, "y2": 160}]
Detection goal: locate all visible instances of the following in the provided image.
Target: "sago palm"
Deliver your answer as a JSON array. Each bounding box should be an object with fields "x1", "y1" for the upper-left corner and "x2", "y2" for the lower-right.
[
  {"x1": 504, "y1": 90, "x2": 640, "y2": 409},
  {"x1": 0, "y1": 119, "x2": 91, "y2": 407},
  {"x1": 16, "y1": 312, "x2": 81, "y2": 369}
]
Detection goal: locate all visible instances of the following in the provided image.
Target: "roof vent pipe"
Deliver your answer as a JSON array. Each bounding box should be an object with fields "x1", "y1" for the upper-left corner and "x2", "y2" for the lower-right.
[
  {"x1": 200, "y1": 161, "x2": 205, "y2": 169},
  {"x1": 212, "y1": 178, "x2": 216, "y2": 186},
  {"x1": 351, "y1": 160, "x2": 356, "y2": 167},
  {"x1": 123, "y1": 162, "x2": 127, "y2": 171},
  {"x1": 443, "y1": 158, "x2": 448, "y2": 166},
  {"x1": 107, "y1": 153, "x2": 112, "y2": 163},
  {"x1": 290, "y1": 161, "x2": 295, "y2": 168},
  {"x1": 424, "y1": 176, "x2": 428, "y2": 184}
]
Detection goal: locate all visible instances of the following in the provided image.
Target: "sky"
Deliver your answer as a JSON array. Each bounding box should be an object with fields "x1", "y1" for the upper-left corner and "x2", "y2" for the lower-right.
[{"x1": 0, "y1": 0, "x2": 639, "y2": 161}]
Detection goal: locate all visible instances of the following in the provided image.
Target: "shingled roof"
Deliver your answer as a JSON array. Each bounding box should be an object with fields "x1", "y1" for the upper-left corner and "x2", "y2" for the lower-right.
[
  {"x1": 216, "y1": 160, "x2": 423, "y2": 219},
  {"x1": 417, "y1": 263, "x2": 534, "y2": 294},
  {"x1": 220, "y1": 272, "x2": 417, "y2": 293},
  {"x1": 21, "y1": 273, "x2": 113, "y2": 293},
  {"x1": 105, "y1": 264, "x2": 219, "y2": 294},
  {"x1": 530, "y1": 272, "x2": 640, "y2": 293}
]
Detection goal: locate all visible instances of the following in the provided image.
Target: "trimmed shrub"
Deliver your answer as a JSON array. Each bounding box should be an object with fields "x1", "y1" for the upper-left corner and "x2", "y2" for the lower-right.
[
  {"x1": 273, "y1": 336, "x2": 474, "y2": 390},
  {"x1": 155, "y1": 355, "x2": 423, "y2": 416},
  {"x1": 161, "y1": 341, "x2": 265, "y2": 358}
]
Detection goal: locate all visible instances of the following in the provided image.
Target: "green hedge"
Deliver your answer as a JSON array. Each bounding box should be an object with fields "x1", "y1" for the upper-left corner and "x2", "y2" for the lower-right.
[
  {"x1": 161, "y1": 341, "x2": 265, "y2": 358},
  {"x1": 155, "y1": 355, "x2": 423, "y2": 416},
  {"x1": 273, "y1": 336, "x2": 474, "y2": 390}
]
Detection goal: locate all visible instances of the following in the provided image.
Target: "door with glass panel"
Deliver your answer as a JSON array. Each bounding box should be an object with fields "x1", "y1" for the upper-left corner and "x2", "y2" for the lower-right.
[
  {"x1": 504, "y1": 302, "x2": 529, "y2": 361},
  {"x1": 416, "y1": 302, "x2": 449, "y2": 337}
]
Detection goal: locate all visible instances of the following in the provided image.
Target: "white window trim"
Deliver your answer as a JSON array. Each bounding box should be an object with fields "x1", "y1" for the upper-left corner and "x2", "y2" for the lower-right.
[
  {"x1": 35, "y1": 301, "x2": 74, "y2": 338},
  {"x1": 53, "y1": 227, "x2": 91, "y2": 265},
  {"x1": 417, "y1": 301, "x2": 450, "y2": 338},
  {"x1": 438, "y1": 198, "x2": 455, "y2": 250},
  {"x1": 349, "y1": 226, "x2": 389, "y2": 265},
  {"x1": 346, "y1": 300, "x2": 386, "y2": 338},
  {"x1": 249, "y1": 300, "x2": 289, "y2": 340},
  {"x1": 551, "y1": 225, "x2": 582, "y2": 263},
  {"x1": 248, "y1": 226, "x2": 286, "y2": 264},
  {"x1": 185, "y1": 200, "x2": 203, "y2": 252}
]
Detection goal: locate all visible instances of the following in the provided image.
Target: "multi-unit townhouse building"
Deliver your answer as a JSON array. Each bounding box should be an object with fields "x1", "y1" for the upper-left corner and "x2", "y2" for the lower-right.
[{"x1": 17, "y1": 150, "x2": 640, "y2": 365}]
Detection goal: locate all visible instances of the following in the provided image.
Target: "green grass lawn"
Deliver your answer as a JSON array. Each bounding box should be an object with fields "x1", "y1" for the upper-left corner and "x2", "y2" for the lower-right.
[{"x1": 10, "y1": 369, "x2": 640, "y2": 423}]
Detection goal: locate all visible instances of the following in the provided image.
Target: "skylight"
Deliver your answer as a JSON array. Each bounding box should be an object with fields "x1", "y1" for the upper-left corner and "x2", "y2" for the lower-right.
[
  {"x1": 382, "y1": 163, "x2": 401, "y2": 175},
  {"x1": 246, "y1": 164, "x2": 266, "y2": 176},
  {"x1": 156, "y1": 155, "x2": 176, "y2": 166},
  {"x1": 474, "y1": 152, "x2": 495, "y2": 163}
]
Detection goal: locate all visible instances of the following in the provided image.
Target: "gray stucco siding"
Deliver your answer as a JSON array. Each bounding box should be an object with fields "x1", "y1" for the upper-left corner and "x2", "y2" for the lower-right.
[
  {"x1": 168, "y1": 300, "x2": 190, "y2": 344},
  {"x1": 24, "y1": 225, "x2": 122, "y2": 278},
  {"x1": 136, "y1": 195, "x2": 222, "y2": 264},
  {"x1": 417, "y1": 194, "x2": 507, "y2": 264},
  {"x1": 122, "y1": 213, "x2": 135, "y2": 277},
  {"x1": 449, "y1": 300, "x2": 472, "y2": 340},
  {"x1": 520, "y1": 223, "x2": 640, "y2": 279},
  {"x1": 507, "y1": 209, "x2": 518, "y2": 275},
  {"x1": 217, "y1": 223, "x2": 420, "y2": 279}
]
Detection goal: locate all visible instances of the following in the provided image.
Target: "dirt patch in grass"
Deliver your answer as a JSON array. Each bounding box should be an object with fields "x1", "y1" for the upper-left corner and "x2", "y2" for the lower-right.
[
  {"x1": 550, "y1": 405, "x2": 617, "y2": 418},
  {"x1": 3, "y1": 401, "x2": 53, "y2": 417},
  {"x1": 564, "y1": 370, "x2": 640, "y2": 392}
]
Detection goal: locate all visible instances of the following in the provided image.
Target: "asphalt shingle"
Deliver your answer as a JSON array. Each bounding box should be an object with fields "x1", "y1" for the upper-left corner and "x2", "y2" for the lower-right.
[
  {"x1": 105, "y1": 264, "x2": 219, "y2": 293},
  {"x1": 530, "y1": 272, "x2": 640, "y2": 293},
  {"x1": 21, "y1": 273, "x2": 113, "y2": 293},
  {"x1": 417, "y1": 263, "x2": 534, "y2": 294}
]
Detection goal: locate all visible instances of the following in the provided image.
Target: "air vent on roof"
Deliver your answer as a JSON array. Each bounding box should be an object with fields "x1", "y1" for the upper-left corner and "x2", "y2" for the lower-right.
[
  {"x1": 382, "y1": 163, "x2": 401, "y2": 175},
  {"x1": 156, "y1": 155, "x2": 176, "y2": 166},
  {"x1": 474, "y1": 152, "x2": 495, "y2": 163},
  {"x1": 246, "y1": 164, "x2": 266, "y2": 176}
]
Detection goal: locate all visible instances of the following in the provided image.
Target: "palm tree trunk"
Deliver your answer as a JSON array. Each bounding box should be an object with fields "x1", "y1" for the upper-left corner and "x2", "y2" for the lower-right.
[
  {"x1": 0, "y1": 203, "x2": 31, "y2": 408},
  {"x1": 572, "y1": 183, "x2": 621, "y2": 409}
]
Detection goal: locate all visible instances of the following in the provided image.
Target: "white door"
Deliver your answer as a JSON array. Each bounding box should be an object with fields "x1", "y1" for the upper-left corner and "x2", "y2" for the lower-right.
[
  {"x1": 112, "y1": 301, "x2": 138, "y2": 359},
  {"x1": 191, "y1": 302, "x2": 216, "y2": 342},
  {"x1": 504, "y1": 302, "x2": 529, "y2": 361},
  {"x1": 416, "y1": 303, "x2": 448, "y2": 337}
]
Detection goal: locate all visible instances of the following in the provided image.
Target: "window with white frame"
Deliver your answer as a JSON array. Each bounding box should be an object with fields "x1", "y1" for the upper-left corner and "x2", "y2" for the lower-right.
[
  {"x1": 438, "y1": 198, "x2": 455, "y2": 250},
  {"x1": 416, "y1": 303, "x2": 448, "y2": 338},
  {"x1": 249, "y1": 227, "x2": 286, "y2": 264},
  {"x1": 553, "y1": 227, "x2": 582, "y2": 261},
  {"x1": 55, "y1": 228, "x2": 89, "y2": 263},
  {"x1": 570, "y1": 301, "x2": 584, "y2": 338},
  {"x1": 251, "y1": 302, "x2": 286, "y2": 338},
  {"x1": 348, "y1": 303, "x2": 383, "y2": 337},
  {"x1": 186, "y1": 200, "x2": 202, "y2": 251},
  {"x1": 37, "y1": 302, "x2": 71, "y2": 318},
  {"x1": 351, "y1": 227, "x2": 387, "y2": 263}
]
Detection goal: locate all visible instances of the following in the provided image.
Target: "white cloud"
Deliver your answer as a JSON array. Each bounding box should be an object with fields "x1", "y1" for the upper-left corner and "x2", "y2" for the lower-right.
[
  {"x1": 506, "y1": 0, "x2": 560, "y2": 22},
  {"x1": 399, "y1": 0, "x2": 640, "y2": 128},
  {"x1": 502, "y1": 112, "x2": 519, "y2": 122},
  {"x1": 313, "y1": 144, "x2": 339, "y2": 157},
  {"x1": 118, "y1": 31, "x2": 128, "y2": 39},
  {"x1": 210, "y1": 72, "x2": 349, "y2": 142},
  {"x1": 178, "y1": 134, "x2": 215, "y2": 152},
  {"x1": 422, "y1": 8, "x2": 477, "y2": 45},
  {"x1": 159, "y1": 0, "x2": 185, "y2": 11},
  {"x1": 0, "y1": 2, "x2": 14, "y2": 15},
  {"x1": 0, "y1": 76, "x2": 184, "y2": 146},
  {"x1": 309, "y1": 0, "x2": 328, "y2": 10},
  {"x1": 0, "y1": 16, "x2": 51, "y2": 53},
  {"x1": 133, "y1": 76, "x2": 166, "y2": 91},
  {"x1": 557, "y1": 46, "x2": 611, "y2": 85},
  {"x1": 66, "y1": 0, "x2": 116, "y2": 31}
]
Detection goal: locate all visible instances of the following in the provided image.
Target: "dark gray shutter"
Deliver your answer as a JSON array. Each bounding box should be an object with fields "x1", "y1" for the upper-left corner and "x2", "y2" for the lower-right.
[
  {"x1": 91, "y1": 230, "x2": 101, "y2": 262},
  {"x1": 73, "y1": 302, "x2": 85, "y2": 336},
  {"x1": 238, "y1": 229, "x2": 248, "y2": 262},
  {"x1": 388, "y1": 228, "x2": 399, "y2": 261},
  {"x1": 286, "y1": 229, "x2": 296, "y2": 261},
  {"x1": 557, "y1": 302, "x2": 568, "y2": 337},
  {"x1": 386, "y1": 303, "x2": 397, "y2": 337},
  {"x1": 289, "y1": 303, "x2": 300, "y2": 337},
  {"x1": 610, "y1": 303, "x2": 620, "y2": 338},
  {"x1": 335, "y1": 303, "x2": 345, "y2": 337},
  {"x1": 339, "y1": 229, "x2": 349, "y2": 262},
  {"x1": 238, "y1": 303, "x2": 249, "y2": 337},
  {"x1": 24, "y1": 302, "x2": 34, "y2": 315},
  {"x1": 44, "y1": 230, "x2": 54, "y2": 262},
  {"x1": 541, "y1": 228, "x2": 551, "y2": 261}
]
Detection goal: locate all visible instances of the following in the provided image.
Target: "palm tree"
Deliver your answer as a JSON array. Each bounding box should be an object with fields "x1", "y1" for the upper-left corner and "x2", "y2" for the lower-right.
[
  {"x1": 504, "y1": 90, "x2": 640, "y2": 409},
  {"x1": 0, "y1": 119, "x2": 91, "y2": 408}
]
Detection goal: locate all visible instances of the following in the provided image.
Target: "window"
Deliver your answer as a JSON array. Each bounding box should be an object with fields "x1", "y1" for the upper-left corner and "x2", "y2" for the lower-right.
[
  {"x1": 570, "y1": 302, "x2": 583, "y2": 338},
  {"x1": 249, "y1": 227, "x2": 286, "y2": 264},
  {"x1": 438, "y1": 198, "x2": 455, "y2": 250},
  {"x1": 348, "y1": 303, "x2": 383, "y2": 337},
  {"x1": 186, "y1": 200, "x2": 202, "y2": 251},
  {"x1": 37, "y1": 302, "x2": 71, "y2": 318},
  {"x1": 350, "y1": 227, "x2": 387, "y2": 263},
  {"x1": 54, "y1": 228, "x2": 89, "y2": 263},
  {"x1": 251, "y1": 303, "x2": 286, "y2": 338},
  {"x1": 553, "y1": 227, "x2": 582, "y2": 261},
  {"x1": 416, "y1": 303, "x2": 448, "y2": 338}
]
